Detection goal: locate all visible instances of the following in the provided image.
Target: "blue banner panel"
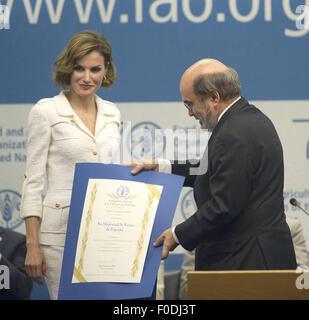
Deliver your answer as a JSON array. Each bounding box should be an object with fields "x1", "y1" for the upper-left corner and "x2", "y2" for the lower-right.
[{"x1": 0, "y1": 0, "x2": 309, "y2": 103}]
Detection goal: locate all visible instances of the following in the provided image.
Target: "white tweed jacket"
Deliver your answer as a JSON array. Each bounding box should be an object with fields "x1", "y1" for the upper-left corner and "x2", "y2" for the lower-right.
[{"x1": 20, "y1": 91, "x2": 120, "y2": 245}]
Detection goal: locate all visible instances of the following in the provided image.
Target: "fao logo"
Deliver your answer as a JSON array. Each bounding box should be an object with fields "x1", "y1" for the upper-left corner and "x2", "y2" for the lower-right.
[
  {"x1": 0, "y1": 190, "x2": 23, "y2": 229},
  {"x1": 180, "y1": 190, "x2": 197, "y2": 221},
  {"x1": 116, "y1": 186, "x2": 130, "y2": 198},
  {"x1": 126, "y1": 122, "x2": 165, "y2": 160}
]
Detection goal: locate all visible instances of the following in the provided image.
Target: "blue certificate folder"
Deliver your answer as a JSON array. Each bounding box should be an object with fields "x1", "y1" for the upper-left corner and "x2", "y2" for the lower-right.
[{"x1": 58, "y1": 163, "x2": 185, "y2": 300}]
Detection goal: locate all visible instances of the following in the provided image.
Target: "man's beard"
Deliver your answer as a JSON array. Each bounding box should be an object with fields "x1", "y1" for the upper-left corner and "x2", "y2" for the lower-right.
[{"x1": 200, "y1": 110, "x2": 217, "y2": 132}]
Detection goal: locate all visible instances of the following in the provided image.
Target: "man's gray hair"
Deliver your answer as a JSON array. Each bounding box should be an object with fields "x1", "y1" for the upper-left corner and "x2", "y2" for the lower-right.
[{"x1": 193, "y1": 67, "x2": 241, "y2": 101}]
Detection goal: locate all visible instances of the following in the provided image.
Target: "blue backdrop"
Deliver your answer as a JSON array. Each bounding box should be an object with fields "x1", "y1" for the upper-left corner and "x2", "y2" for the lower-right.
[{"x1": 1, "y1": 0, "x2": 309, "y2": 103}]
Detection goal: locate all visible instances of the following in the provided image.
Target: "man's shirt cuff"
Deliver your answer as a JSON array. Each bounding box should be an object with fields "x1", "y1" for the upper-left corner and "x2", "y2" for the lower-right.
[
  {"x1": 157, "y1": 159, "x2": 172, "y2": 173},
  {"x1": 172, "y1": 226, "x2": 180, "y2": 244}
]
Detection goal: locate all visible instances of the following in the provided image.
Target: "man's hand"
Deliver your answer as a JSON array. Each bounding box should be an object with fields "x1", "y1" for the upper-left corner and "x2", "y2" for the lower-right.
[
  {"x1": 153, "y1": 228, "x2": 178, "y2": 259},
  {"x1": 127, "y1": 159, "x2": 159, "y2": 175}
]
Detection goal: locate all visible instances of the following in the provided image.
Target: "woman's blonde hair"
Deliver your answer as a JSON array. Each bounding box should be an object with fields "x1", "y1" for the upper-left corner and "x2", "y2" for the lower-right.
[{"x1": 53, "y1": 30, "x2": 116, "y2": 89}]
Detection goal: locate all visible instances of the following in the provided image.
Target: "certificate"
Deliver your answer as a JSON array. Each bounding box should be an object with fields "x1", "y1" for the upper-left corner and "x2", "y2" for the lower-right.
[
  {"x1": 73, "y1": 179, "x2": 163, "y2": 283},
  {"x1": 58, "y1": 163, "x2": 184, "y2": 300}
]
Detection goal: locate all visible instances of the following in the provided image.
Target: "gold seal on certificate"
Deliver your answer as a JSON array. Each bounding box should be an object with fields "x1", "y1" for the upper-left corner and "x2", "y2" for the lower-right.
[{"x1": 72, "y1": 179, "x2": 163, "y2": 283}]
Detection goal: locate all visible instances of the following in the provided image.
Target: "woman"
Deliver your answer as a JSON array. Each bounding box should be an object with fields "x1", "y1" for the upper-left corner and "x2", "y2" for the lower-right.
[{"x1": 20, "y1": 30, "x2": 120, "y2": 300}]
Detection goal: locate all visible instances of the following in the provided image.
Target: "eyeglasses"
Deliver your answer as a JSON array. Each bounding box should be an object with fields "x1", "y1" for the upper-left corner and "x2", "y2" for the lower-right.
[{"x1": 184, "y1": 101, "x2": 193, "y2": 112}]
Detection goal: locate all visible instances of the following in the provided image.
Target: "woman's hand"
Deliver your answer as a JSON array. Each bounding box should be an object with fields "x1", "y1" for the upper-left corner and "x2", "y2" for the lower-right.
[{"x1": 25, "y1": 243, "x2": 46, "y2": 285}]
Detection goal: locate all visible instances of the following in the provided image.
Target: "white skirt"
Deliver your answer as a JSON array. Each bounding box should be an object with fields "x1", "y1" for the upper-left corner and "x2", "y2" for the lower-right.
[
  {"x1": 41, "y1": 244, "x2": 164, "y2": 300},
  {"x1": 41, "y1": 244, "x2": 64, "y2": 300}
]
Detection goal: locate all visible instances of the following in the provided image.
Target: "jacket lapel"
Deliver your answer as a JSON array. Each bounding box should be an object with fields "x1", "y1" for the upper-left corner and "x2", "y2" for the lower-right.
[
  {"x1": 194, "y1": 97, "x2": 249, "y2": 207},
  {"x1": 95, "y1": 96, "x2": 119, "y2": 136},
  {"x1": 54, "y1": 91, "x2": 95, "y2": 139},
  {"x1": 54, "y1": 91, "x2": 75, "y2": 117}
]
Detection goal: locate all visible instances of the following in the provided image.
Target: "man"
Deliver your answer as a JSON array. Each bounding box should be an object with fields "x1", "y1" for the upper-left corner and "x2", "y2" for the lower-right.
[
  {"x1": 130, "y1": 59, "x2": 296, "y2": 270},
  {"x1": 0, "y1": 227, "x2": 33, "y2": 299}
]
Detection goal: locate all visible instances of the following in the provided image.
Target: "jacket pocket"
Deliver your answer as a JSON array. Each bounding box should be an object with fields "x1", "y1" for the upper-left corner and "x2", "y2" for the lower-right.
[
  {"x1": 51, "y1": 121, "x2": 81, "y2": 141},
  {"x1": 40, "y1": 195, "x2": 71, "y2": 233}
]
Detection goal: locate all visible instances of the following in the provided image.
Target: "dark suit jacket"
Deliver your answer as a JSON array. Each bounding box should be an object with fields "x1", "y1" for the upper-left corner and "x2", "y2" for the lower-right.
[
  {"x1": 173, "y1": 97, "x2": 297, "y2": 270},
  {"x1": 0, "y1": 227, "x2": 33, "y2": 299}
]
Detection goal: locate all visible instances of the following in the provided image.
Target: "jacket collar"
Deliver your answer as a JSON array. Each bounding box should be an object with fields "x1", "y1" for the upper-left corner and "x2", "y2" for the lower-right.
[
  {"x1": 54, "y1": 91, "x2": 74, "y2": 117},
  {"x1": 208, "y1": 96, "x2": 249, "y2": 145},
  {"x1": 54, "y1": 91, "x2": 118, "y2": 117},
  {"x1": 53, "y1": 91, "x2": 118, "y2": 138}
]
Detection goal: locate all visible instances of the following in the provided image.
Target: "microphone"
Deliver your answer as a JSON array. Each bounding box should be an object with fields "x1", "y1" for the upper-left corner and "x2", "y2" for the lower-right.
[{"x1": 289, "y1": 198, "x2": 309, "y2": 216}]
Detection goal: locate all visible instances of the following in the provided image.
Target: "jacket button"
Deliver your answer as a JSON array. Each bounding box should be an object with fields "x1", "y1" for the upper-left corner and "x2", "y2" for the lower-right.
[
  {"x1": 70, "y1": 119, "x2": 75, "y2": 124},
  {"x1": 55, "y1": 203, "x2": 61, "y2": 208},
  {"x1": 93, "y1": 151, "x2": 98, "y2": 156}
]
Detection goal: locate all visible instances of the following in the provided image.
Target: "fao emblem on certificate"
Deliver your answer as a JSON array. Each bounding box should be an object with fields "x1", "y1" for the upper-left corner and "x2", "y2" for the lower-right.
[
  {"x1": 116, "y1": 186, "x2": 130, "y2": 198},
  {"x1": 107, "y1": 185, "x2": 137, "y2": 200}
]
